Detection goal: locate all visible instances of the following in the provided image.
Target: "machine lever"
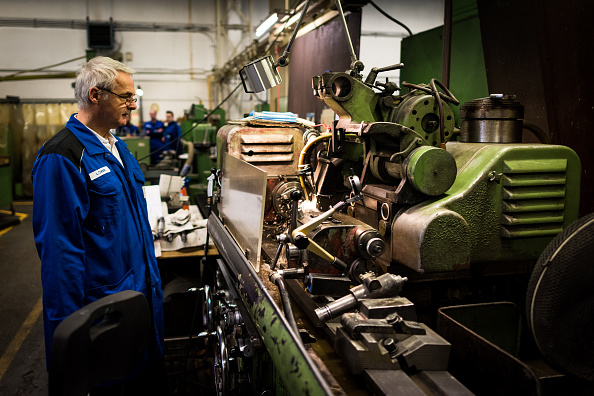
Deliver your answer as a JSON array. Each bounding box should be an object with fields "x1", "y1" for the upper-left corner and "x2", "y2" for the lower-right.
[{"x1": 365, "y1": 63, "x2": 404, "y2": 85}]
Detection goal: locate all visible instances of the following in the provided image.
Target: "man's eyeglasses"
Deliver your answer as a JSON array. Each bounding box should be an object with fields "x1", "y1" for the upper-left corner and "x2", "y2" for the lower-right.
[{"x1": 97, "y1": 87, "x2": 138, "y2": 106}]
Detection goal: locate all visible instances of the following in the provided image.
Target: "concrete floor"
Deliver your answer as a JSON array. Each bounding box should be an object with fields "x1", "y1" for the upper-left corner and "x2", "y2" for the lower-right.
[{"x1": 0, "y1": 202, "x2": 48, "y2": 395}]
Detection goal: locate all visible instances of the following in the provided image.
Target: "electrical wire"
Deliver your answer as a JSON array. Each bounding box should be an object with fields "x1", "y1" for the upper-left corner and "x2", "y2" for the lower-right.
[
  {"x1": 298, "y1": 132, "x2": 359, "y2": 200},
  {"x1": 430, "y1": 78, "x2": 447, "y2": 149},
  {"x1": 298, "y1": 133, "x2": 332, "y2": 200},
  {"x1": 402, "y1": 79, "x2": 459, "y2": 149},
  {"x1": 368, "y1": 0, "x2": 413, "y2": 37},
  {"x1": 0, "y1": 55, "x2": 87, "y2": 80}
]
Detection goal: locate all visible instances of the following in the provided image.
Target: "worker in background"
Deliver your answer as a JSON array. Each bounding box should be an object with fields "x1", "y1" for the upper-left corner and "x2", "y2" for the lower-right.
[
  {"x1": 144, "y1": 109, "x2": 165, "y2": 164},
  {"x1": 31, "y1": 56, "x2": 165, "y2": 394},
  {"x1": 163, "y1": 110, "x2": 182, "y2": 157},
  {"x1": 115, "y1": 113, "x2": 140, "y2": 137}
]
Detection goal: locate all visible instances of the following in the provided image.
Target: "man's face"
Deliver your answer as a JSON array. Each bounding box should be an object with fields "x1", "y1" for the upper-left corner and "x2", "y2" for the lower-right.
[
  {"x1": 150, "y1": 110, "x2": 157, "y2": 121},
  {"x1": 166, "y1": 113, "x2": 173, "y2": 123},
  {"x1": 100, "y1": 72, "x2": 137, "y2": 129}
]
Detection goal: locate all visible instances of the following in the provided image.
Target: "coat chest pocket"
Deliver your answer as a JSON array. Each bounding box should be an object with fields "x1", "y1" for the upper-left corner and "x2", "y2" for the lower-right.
[
  {"x1": 87, "y1": 171, "x2": 123, "y2": 232},
  {"x1": 132, "y1": 167, "x2": 146, "y2": 187}
]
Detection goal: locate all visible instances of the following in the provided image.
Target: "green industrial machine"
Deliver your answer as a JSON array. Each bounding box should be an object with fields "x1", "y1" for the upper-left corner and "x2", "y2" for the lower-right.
[
  {"x1": 309, "y1": 70, "x2": 580, "y2": 275},
  {"x1": 194, "y1": 1, "x2": 582, "y2": 394},
  {"x1": 202, "y1": 62, "x2": 581, "y2": 395},
  {"x1": 122, "y1": 137, "x2": 151, "y2": 166},
  {"x1": 0, "y1": 118, "x2": 13, "y2": 212},
  {"x1": 181, "y1": 104, "x2": 226, "y2": 187}
]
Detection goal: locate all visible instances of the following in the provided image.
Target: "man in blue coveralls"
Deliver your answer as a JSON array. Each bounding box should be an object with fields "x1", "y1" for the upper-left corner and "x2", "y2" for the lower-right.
[
  {"x1": 144, "y1": 109, "x2": 165, "y2": 165},
  {"x1": 163, "y1": 110, "x2": 182, "y2": 157},
  {"x1": 115, "y1": 113, "x2": 140, "y2": 137},
  {"x1": 31, "y1": 56, "x2": 165, "y2": 394}
]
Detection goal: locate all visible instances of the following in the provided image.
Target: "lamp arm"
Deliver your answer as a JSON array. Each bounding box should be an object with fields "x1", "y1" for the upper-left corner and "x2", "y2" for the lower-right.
[{"x1": 277, "y1": 0, "x2": 312, "y2": 67}]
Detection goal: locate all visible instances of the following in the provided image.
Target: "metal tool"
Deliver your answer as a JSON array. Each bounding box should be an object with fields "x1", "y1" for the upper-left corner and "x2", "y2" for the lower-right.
[{"x1": 315, "y1": 272, "x2": 407, "y2": 323}]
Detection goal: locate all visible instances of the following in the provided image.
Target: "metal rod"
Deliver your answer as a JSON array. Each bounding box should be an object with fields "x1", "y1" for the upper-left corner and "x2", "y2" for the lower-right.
[
  {"x1": 270, "y1": 272, "x2": 300, "y2": 336},
  {"x1": 277, "y1": 0, "x2": 312, "y2": 67},
  {"x1": 441, "y1": 0, "x2": 453, "y2": 88},
  {"x1": 335, "y1": 0, "x2": 358, "y2": 65}
]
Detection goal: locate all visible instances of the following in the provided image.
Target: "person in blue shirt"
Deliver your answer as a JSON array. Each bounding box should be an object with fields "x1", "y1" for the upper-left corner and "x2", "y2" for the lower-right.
[
  {"x1": 31, "y1": 56, "x2": 165, "y2": 394},
  {"x1": 144, "y1": 109, "x2": 164, "y2": 164},
  {"x1": 115, "y1": 113, "x2": 140, "y2": 137},
  {"x1": 163, "y1": 110, "x2": 183, "y2": 157}
]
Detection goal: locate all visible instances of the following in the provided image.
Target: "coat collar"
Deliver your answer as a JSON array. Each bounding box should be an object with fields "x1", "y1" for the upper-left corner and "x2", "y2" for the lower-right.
[{"x1": 66, "y1": 113, "x2": 128, "y2": 156}]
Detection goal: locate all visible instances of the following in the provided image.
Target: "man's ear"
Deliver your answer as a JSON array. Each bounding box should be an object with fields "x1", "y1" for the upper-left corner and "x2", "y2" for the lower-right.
[{"x1": 88, "y1": 87, "x2": 101, "y2": 104}]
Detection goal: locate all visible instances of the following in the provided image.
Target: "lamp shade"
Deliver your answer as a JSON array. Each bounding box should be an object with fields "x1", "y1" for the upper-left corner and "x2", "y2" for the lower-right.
[{"x1": 239, "y1": 55, "x2": 282, "y2": 93}]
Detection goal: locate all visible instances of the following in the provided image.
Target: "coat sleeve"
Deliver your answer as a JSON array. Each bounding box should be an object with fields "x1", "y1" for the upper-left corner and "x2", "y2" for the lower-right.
[{"x1": 32, "y1": 153, "x2": 90, "y2": 357}]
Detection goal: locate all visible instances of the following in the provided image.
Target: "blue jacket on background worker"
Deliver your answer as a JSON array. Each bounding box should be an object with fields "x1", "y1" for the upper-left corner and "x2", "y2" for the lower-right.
[
  {"x1": 32, "y1": 113, "x2": 164, "y2": 366},
  {"x1": 164, "y1": 110, "x2": 183, "y2": 156},
  {"x1": 144, "y1": 109, "x2": 165, "y2": 164},
  {"x1": 116, "y1": 118, "x2": 140, "y2": 137}
]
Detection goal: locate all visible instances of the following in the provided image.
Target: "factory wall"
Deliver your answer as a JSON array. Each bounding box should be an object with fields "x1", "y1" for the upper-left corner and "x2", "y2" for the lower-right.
[
  {"x1": 0, "y1": 0, "x2": 268, "y2": 123},
  {"x1": 0, "y1": 0, "x2": 444, "y2": 123}
]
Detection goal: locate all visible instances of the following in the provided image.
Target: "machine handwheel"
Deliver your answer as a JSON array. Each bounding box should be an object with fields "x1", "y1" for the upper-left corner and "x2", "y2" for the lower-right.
[
  {"x1": 202, "y1": 285, "x2": 213, "y2": 332},
  {"x1": 214, "y1": 325, "x2": 230, "y2": 395}
]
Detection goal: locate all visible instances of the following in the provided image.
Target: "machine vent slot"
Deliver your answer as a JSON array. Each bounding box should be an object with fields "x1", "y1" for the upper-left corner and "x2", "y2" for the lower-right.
[
  {"x1": 500, "y1": 160, "x2": 568, "y2": 238},
  {"x1": 239, "y1": 134, "x2": 295, "y2": 163}
]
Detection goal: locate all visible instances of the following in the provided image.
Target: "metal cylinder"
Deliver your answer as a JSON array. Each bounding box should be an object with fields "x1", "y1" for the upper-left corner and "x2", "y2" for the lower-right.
[
  {"x1": 314, "y1": 273, "x2": 407, "y2": 323},
  {"x1": 354, "y1": 227, "x2": 386, "y2": 259},
  {"x1": 459, "y1": 95, "x2": 524, "y2": 143}
]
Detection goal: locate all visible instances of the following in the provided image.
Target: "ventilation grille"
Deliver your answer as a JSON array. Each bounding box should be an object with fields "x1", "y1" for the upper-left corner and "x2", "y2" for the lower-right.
[
  {"x1": 500, "y1": 159, "x2": 567, "y2": 238},
  {"x1": 238, "y1": 134, "x2": 294, "y2": 163}
]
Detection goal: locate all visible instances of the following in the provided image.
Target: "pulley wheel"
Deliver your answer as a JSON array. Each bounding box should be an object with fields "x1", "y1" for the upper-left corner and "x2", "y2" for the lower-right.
[
  {"x1": 405, "y1": 146, "x2": 457, "y2": 196},
  {"x1": 526, "y1": 213, "x2": 594, "y2": 381}
]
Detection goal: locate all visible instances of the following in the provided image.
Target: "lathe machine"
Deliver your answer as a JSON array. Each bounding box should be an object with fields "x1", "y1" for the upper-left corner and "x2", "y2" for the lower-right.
[{"x1": 192, "y1": 60, "x2": 582, "y2": 395}]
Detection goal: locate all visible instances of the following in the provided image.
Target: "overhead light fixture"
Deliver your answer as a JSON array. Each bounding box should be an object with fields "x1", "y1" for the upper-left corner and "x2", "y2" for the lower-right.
[
  {"x1": 295, "y1": 11, "x2": 338, "y2": 39},
  {"x1": 239, "y1": 55, "x2": 282, "y2": 93},
  {"x1": 255, "y1": 13, "x2": 278, "y2": 38},
  {"x1": 135, "y1": 86, "x2": 144, "y2": 97}
]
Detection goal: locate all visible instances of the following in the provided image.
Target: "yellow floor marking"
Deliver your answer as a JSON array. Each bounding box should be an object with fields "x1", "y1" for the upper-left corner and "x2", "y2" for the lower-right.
[
  {"x1": 0, "y1": 210, "x2": 28, "y2": 221},
  {"x1": 0, "y1": 296, "x2": 43, "y2": 381},
  {"x1": 0, "y1": 228, "x2": 13, "y2": 237},
  {"x1": 0, "y1": 211, "x2": 29, "y2": 237}
]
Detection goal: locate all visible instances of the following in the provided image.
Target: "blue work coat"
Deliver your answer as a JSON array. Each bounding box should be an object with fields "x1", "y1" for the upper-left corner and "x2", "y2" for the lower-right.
[
  {"x1": 32, "y1": 114, "x2": 164, "y2": 366},
  {"x1": 164, "y1": 121, "x2": 183, "y2": 156},
  {"x1": 144, "y1": 119, "x2": 165, "y2": 164}
]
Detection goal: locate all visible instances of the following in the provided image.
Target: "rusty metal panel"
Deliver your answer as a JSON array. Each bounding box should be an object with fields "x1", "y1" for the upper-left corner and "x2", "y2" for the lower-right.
[
  {"x1": 240, "y1": 134, "x2": 294, "y2": 144},
  {"x1": 218, "y1": 124, "x2": 304, "y2": 177},
  {"x1": 239, "y1": 153, "x2": 294, "y2": 163},
  {"x1": 240, "y1": 144, "x2": 294, "y2": 154}
]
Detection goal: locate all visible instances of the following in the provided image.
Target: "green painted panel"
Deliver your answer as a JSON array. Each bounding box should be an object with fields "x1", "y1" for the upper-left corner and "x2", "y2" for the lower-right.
[
  {"x1": 501, "y1": 173, "x2": 566, "y2": 187},
  {"x1": 400, "y1": 0, "x2": 488, "y2": 126},
  {"x1": 502, "y1": 186, "x2": 566, "y2": 200},
  {"x1": 123, "y1": 137, "x2": 151, "y2": 165},
  {"x1": 503, "y1": 159, "x2": 567, "y2": 173},
  {"x1": 0, "y1": 124, "x2": 12, "y2": 208}
]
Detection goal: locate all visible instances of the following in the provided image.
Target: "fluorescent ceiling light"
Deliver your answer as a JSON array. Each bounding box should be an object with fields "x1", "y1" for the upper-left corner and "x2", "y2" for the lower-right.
[
  {"x1": 256, "y1": 13, "x2": 278, "y2": 38},
  {"x1": 296, "y1": 11, "x2": 338, "y2": 38}
]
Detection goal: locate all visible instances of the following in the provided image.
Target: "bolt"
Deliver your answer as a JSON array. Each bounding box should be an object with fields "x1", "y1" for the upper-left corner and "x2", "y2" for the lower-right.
[
  {"x1": 386, "y1": 313, "x2": 400, "y2": 325},
  {"x1": 383, "y1": 338, "x2": 399, "y2": 355}
]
